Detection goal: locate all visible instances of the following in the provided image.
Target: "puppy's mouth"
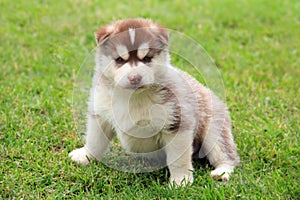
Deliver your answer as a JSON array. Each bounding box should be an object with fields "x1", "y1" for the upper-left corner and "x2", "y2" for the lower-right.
[
  {"x1": 123, "y1": 84, "x2": 149, "y2": 91},
  {"x1": 133, "y1": 85, "x2": 147, "y2": 90},
  {"x1": 136, "y1": 85, "x2": 147, "y2": 90}
]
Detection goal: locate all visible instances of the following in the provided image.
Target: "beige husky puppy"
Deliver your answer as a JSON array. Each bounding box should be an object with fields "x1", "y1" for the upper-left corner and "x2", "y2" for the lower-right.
[{"x1": 69, "y1": 19, "x2": 239, "y2": 186}]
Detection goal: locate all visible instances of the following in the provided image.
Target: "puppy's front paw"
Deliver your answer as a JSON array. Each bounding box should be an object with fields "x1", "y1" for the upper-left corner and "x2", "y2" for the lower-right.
[
  {"x1": 169, "y1": 173, "x2": 194, "y2": 187},
  {"x1": 211, "y1": 164, "x2": 234, "y2": 182},
  {"x1": 69, "y1": 147, "x2": 92, "y2": 165}
]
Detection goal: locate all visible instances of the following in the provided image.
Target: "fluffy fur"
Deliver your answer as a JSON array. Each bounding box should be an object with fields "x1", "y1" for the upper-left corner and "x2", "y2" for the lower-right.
[{"x1": 69, "y1": 19, "x2": 240, "y2": 185}]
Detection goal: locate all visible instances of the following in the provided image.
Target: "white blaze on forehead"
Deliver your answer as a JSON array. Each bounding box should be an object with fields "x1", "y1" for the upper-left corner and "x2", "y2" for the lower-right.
[
  {"x1": 116, "y1": 45, "x2": 129, "y2": 60},
  {"x1": 137, "y1": 43, "x2": 149, "y2": 59},
  {"x1": 128, "y1": 28, "x2": 135, "y2": 45}
]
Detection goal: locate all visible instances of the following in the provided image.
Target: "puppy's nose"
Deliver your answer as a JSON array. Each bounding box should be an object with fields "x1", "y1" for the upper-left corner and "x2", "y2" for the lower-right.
[{"x1": 128, "y1": 73, "x2": 142, "y2": 85}]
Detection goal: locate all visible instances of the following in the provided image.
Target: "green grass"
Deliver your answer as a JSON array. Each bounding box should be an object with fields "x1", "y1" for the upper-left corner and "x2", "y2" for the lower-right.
[{"x1": 1, "y1": 0, "x2": 299, "y2": 199}]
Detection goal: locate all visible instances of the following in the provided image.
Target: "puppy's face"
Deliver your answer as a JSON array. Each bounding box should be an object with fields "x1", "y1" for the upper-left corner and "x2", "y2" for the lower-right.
[{"x1": 95, "y1": 19, "x2": 169, "y2": 89}]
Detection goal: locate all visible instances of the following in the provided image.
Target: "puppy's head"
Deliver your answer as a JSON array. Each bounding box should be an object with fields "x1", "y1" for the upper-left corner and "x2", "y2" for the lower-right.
[{"x1": 94, "y1": 19, "x2": 169, "y2": 90}]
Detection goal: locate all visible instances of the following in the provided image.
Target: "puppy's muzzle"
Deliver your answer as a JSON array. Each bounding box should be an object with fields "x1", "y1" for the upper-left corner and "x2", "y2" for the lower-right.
[{"x1": 128, "y1": 73, "x2": 142, "y2": 85}]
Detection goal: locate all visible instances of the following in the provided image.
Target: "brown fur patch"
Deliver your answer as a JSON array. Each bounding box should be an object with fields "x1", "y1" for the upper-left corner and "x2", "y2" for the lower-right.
[
  {"x1": 95, "y1": 19, "x2": 168, "y2": 45},
  {"x1": 95, "y1": 19, "x2": 169, "y2": 60},
  {"x1": 158, "y1": 86, "x2": 181, "y2": 133}
]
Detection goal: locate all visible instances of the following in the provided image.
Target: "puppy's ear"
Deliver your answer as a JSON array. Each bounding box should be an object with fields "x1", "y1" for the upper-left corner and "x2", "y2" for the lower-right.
[
  {"x1": 158, "y1": 27, "x2": 169, "y2": 46},
  {"x1": 94, "y1": 25, "x2": 114, "y2": 45},
  {"x1": 150, "y1": 25, "x2": 169, "y2": 46}
]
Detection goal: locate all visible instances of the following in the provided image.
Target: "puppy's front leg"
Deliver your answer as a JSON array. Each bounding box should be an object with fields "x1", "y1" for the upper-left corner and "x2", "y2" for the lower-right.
[
  {"x1": 69, "y1": 114, "x2": 114, "y2": 165},
  {"x1": 164, "y1": 133, "x2": 194, "y2": 186}
]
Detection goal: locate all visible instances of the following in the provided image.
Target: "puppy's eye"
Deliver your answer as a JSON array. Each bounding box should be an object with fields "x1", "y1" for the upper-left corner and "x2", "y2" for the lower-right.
[
  {"x1": 142, "y1": 56, "x2": 152, "y2": 63},
  {"x1": 115, "y1": 57, "x2": 124, "y2": 64}
]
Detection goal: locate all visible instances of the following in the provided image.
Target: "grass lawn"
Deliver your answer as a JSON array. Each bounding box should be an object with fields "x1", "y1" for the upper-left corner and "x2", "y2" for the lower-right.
[{"x1": 1, "y1": 0, "x2": 299, "y2": 199}]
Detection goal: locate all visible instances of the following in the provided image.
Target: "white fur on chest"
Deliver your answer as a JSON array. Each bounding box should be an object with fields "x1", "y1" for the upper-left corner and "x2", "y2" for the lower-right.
[{"x1": 91, "y1": 85, "x2": 174, "y2": 153}]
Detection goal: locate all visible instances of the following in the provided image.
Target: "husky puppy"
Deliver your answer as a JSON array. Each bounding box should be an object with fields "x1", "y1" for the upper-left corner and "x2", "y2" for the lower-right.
[{"x1": 69, "y1": 19, "x2": 239, "y2": 185}]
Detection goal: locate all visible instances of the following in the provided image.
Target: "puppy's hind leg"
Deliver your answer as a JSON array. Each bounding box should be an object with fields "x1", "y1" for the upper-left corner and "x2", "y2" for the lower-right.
[
  {"x1": 69, "y1": 114, "x2": 115, "y2": 165},
  {"x1": 199, "y1": 111, "x2": 240, "y2": 181}
]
